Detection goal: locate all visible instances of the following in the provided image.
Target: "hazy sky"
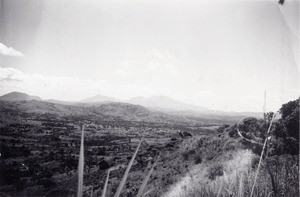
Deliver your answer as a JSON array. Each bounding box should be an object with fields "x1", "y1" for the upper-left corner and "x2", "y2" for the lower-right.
[{"x1": 0, "y1": 0, "x2": 299, "y2": 112}]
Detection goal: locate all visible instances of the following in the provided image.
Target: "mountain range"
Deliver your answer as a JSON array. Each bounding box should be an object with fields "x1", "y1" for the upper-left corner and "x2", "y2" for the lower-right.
[
  {"x1": 82, "y1": 94, "x2": 209, "y2": 111},
  {"x1": 0, "y1": 95, "x2": 224, "y2": 126},
  {"x1": 0, "y1": 91, "x2": 262, "y2": 118},
  {"x1": 128, "y1": 95, "x2": 210, "y2": 112}
]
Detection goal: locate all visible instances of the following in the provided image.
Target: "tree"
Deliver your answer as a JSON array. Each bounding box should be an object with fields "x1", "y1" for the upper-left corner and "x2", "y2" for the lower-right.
[
  {"x1": 265, "y1": 112, "x2": 274, "y2": 124},
  {"x1": 280, "y1": 99, "x2": 299, "y2": 140},
  {"x1": 272, "y1": 98, "x2": 299, "y2": 155},
  {"x1": 233, "y1": 98, "x2": 299, "y2": 156},
  {"x1": 237, "y1": 117, "x2": 267, "y2": 155}
]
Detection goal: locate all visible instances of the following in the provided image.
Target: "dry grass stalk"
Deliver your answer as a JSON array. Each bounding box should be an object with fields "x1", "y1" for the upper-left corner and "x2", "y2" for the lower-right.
[
  {"x1": 143, "y1": 188, "x2": 154, "y2": 196},
  {"x1": 250, "y1": 112, "x2": 277, "y2": 197},
  {"x1": 113, "y1": 138, "x2": 143, "y2": 197},
  {"x1": 136, "y1": 154, "x2": 160, "y2": 197},
  {"x1": 101, "y1": 169, "x2": 111, "y2": 197},
  {"x1": 217, "y1": 170, "x2": 231, "y2": 196},
  {"x1": 238, "y1": 173, "x2": 244, "y2": 197},
  {"x1": 77, "y1": 125, "x2": 85, "y2": 197},
  {"x1": 216, "y1": 175, "x2": 224, "y2": 197}
]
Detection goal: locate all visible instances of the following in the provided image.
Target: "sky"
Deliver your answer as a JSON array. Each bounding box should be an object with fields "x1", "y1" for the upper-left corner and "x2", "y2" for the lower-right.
[{"x1": 0, "y1": 0, "x2": 299, "y2": 112}]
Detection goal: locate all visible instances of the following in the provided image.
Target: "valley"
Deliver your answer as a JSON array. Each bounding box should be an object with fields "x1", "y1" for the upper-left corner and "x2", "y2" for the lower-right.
[
  {"x1": 0, "y1": 94, "x2": 298, "y2": 197},
  {"x1": 0, "y1": 98, "x2": 221, "y2": 196}
]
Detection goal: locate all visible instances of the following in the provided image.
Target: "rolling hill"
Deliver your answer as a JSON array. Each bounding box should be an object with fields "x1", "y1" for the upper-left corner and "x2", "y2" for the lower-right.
[{"x1": 0, "y1": 92, "x2": 41, "y2": 101}]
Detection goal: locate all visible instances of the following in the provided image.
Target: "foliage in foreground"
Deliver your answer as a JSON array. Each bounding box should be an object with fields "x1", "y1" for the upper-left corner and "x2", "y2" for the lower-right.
[{"x1": 164, "y1": 98, "x2": 299, "y2": 197}]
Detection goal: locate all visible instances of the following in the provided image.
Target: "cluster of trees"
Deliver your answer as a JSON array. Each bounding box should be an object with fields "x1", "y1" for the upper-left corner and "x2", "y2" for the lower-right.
[
  {"x1": 220, "y1": 98, "x2": 299, "y2": 156},
  {"x1": 271, "y1": 98, "x2": 299, "y2": 155}
]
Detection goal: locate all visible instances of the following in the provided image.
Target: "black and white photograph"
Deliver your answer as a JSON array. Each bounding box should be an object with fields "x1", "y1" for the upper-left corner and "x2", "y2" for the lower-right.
[{"x1": 0, "y1": 0, "x2": 299, "y2": 196}]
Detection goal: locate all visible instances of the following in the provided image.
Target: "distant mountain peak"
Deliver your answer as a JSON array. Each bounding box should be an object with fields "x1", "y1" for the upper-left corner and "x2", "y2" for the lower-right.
[
  {"x1": 81, "y1": 94, "x2": 118, "y2": 103},
  {"x1": 0, "y1": 91, "x2": 41, "y2": 101},
  {"x1": 128, "y1": 95, "x2": 209, "y2": 112}
]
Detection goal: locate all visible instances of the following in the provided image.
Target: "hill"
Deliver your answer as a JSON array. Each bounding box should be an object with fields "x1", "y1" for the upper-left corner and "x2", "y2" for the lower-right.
[{"x1": 0, "y1": 92, "x2": 41, "y2": 101}]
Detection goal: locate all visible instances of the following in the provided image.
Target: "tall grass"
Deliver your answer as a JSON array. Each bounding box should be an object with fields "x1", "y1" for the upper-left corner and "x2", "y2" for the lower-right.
[{"x1": 113, "y1": 138, "x2": 143, "y2": 197}]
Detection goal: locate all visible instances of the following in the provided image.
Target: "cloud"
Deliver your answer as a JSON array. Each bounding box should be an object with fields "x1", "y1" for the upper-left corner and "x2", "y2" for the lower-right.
[
  {"x1": 0, "y1": 43, "x2": 24, "y2": 57},
  {"x1": 0, "y1": 67, "x2": 25, "y2": 82}
]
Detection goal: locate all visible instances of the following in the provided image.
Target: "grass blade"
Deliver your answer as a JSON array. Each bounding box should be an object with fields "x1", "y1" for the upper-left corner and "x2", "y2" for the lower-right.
[
  {"x1": 77, "y1": 125, "x2": 85, "y2": 197},
  {"x1": 216, "y1": 177, "x2": 224, "y2": 197},
  {"x1": 250, "y1": 112, "x2": 277, "y2": 197},
  {"x1": 238, "y1": 173, "x2": 244, "y2": 197},
  {"x1": 216, "y1": 182, "x2": 223, "y2": 197},
  {"x1": 137, "y1": 154, "x2": 160, "y2": 197},
  {"x1": 143, "y1": 188, "x2": 154, "y2": 197},
  {"x1": 101, "y1": 170, "x2": 110, "y2": 197},
  {"x1": 113, "y1": 138, "x2": 143, "y2": 197}
]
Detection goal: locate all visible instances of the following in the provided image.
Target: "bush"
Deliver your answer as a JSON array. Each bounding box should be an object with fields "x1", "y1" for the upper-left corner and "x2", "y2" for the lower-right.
[
  {"x1": 207, "y1": 163, "x2": 223, "y2": 180},
  {"x1": 197, "y1": 137, "x2": 209, "y2": 148},
  {"x1": 194, "y1": 155, "x2": 202, "y2": 164},
  {"x1": 217, "y1": 124, "x2": 230, "y2": 133},
  {"x1": 182, "y1": 149, "x2": 196, "y2": 160},
  {"x1": 227, "y1": 125, "x2": 239, "y2": 138}
]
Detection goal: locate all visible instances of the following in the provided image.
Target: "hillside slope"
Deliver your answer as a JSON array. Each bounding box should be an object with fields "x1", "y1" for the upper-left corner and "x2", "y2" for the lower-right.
[{"x1": 0, "y1": 92, "x2": 41, "y2": 101}]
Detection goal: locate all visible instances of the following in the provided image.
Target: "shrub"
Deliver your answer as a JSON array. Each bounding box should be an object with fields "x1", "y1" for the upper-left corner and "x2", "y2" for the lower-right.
[
  {"x1": 217, "y1": 124, "x2": 230, "y2": 133},
  {"x1": 194, "y1": 155, "x2": 202, "y2": 164},
  {"x1": 207, "y1": 163, "x2": 223, "y2": 180},
  {"x1": 182, "y1": 150, "x2": 196, "y2": 160},
  {"x1": 197, "y1": 137, "x2": 209, "y2": 148},
  {"x1": 227, "y1": 125, "x2": 239, "y2": 138},
  {"x1": 170, "y1": 137, "x2": 177, "y2": 141}
]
